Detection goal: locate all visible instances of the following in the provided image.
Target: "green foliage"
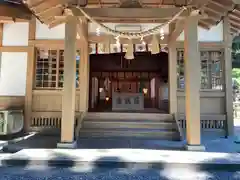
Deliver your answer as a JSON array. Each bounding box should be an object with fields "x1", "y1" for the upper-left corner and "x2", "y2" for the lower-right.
[
  {"x1": 232, "y1": 68, "x2": 240, "y2": 78},
  {"x1": 232, "y1": 36, "x2": 240, "y2": 62},
  {"x1": 232, "y1": 68, "x2": 240, "y2": 89}
]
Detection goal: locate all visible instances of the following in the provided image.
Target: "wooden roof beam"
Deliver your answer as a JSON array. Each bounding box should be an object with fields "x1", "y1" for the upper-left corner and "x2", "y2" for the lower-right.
[
  {"x1": 231, "y1": 22, "x2": 240, "y2": 30},
  {"x1": 203, "y1": 10, "x2": 221, "y2": 21},
  {"x1": 168, "y1": 9, "x2": 209, "y2": 44},
  {"x1": 209, "y1": 0, "x2": 234, "y2": 11},
  {"x1": 41, "y1": 16, "x2": 55, "y2": 24},
  {"x1": 230, "y1": 28, "x2": 238, "y2": 36},
  {"x1": 36, "y1": 5, "x2": 63, "y2": 17},
  {"x1": 85, "y1": 2, "x2": 119, "y2": 8},
  {"x1": 199, "y1": 19, "x2": 213, "y2": 27},
  {"x1": 203, "y1": 6, "x2": 223, "y2": 16},
  {"x1": 230, "y1": 18, "x2": 240, "y2": 27},
  {"x1": 48, "y1": 18, "x2": 67, "y2": 28},
  {"x1": 232, "y1": 7, "x2": 240, "y2": 14},
  {"x1": 230, "y1": 24, "x2": 240, "y2": 35},
  {"x1": 229, "y1": 12, "x2": 240, "y2": 21},
  {"x1": 56, "y1": 15, "x2": 172, "y2": 23},
  {"x1": 198, "y1": 21, "x2": 211, "y2": 29},
  {"x1": 70, "y1": 7, "x2": 189, "y2": 19},
  {"x1": 168, "y1": 19, "x2": 185, "y2": 44},
  {"x1": 31, "y1": 0, "x2": 72, "y2": 13},
  {"x1": 0, "y1": 3, "x2": 32, "y2": 20},
  {"x1": 28, "y1": 0, "x2": 47, "y2": 8}
]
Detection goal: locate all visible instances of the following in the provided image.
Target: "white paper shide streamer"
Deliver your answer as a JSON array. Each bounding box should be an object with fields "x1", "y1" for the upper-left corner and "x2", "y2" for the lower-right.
[
  {"x1": 125, "y1": 39, "x2": 134, "y2": 60},
  {"x1": 74, "y1": 5, "x2": 190, "y2": 57}
]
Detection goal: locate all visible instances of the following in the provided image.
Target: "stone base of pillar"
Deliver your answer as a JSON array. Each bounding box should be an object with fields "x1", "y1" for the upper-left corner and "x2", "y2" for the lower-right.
[
  {"x1": 57, "y1": 141, "x2": 77, "y2": 149},
  {"x1": 185, "y1": 144, "x2": 206, "y2": 151}
]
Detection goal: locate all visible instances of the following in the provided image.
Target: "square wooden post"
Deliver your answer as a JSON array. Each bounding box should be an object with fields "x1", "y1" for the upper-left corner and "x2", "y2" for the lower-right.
[
  {"x1": 57, "y1": 16, "x2": 77, "y2": 148},
  {"x1": 79, "y1": 18, "x2": 89, "y2": 113},
  {"x1": 168, "y1": 23, "x2": 177, "y2": 115},
  {"x1": 184, "y1": 16, "x2": 205, "y2": 151},
  {"x1": 223, "y1": 16, "x2": 234, "y2": 137}
]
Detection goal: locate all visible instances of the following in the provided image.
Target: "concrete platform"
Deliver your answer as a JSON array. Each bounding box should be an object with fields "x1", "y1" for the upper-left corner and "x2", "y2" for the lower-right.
[{"x1": 0, "y1": 149, "x2": 240, "y2": 170}]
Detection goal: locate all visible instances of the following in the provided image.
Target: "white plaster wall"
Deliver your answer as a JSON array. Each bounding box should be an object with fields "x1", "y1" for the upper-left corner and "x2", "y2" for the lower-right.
[
  {"x1": 36, "y1": 20, "x2": 65, "y2": 39},
  {"x1": 177, "y1": 22, "x2": 223, "y2": 42},
  {"x1": 2, "y1": 23, "x2": 29, "y2": 46},
  {"x1": 0, "y1": 52, "x2": 27, "y2": 96}
]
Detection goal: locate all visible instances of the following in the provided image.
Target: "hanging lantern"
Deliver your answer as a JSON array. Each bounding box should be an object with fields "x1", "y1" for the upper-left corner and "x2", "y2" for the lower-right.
[
  {"x1": 124, "y1": 39, "x2": 134, "y2": 60},
  {"x1": 143, "y1": 88, "x2": 148, "y2": 95},
  {"x1": 151, "y1": 35, "x2": 160, "y2": 54}
]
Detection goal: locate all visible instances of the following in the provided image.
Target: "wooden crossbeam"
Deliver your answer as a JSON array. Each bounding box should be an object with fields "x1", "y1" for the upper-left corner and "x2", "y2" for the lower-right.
[
  {"x1": 70, "y1": 7, "x2": 189, "y2": 19},
  {"x1": 32, "y1": 0, "x2": 72, "y2": 13}
]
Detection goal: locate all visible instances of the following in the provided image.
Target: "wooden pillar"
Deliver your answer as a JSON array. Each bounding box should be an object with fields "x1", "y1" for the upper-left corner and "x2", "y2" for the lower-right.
[
  {"x1": 168, "y1": 23, "x2": 177, "y2": 115},
  {"x1": 184, "y1": 16, "x2": 204, "y2": 150},
  {"x1": 79, "y1": 18, "x2": 89, "y2": 112},
  {"x1": 28, "y1": 18, "x2": 36, "y2": 41},
  {"x1": 223, "y1": 16, "x2": 234, "y2": 136},
  {"x1": 0, "y1": 23, "x2": 3, "y2": 79},
  {"x1": 0, "y1": 23, "x2": 3, "y2": 46},
  {"x1": 24, "y1": 47, "x2": 35, "y2": 131},
  {"x1": 24, "y1": 18, "x2": 36, "y2": 132},
  {"x1": 58, "y1": 16, "x2": 77, "y2": 148}
]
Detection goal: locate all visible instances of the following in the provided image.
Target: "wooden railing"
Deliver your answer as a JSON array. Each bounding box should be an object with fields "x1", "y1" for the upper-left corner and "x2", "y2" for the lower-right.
[
  {"x1": 177, "y1": 114, "x2": 226, "y2": 134},
  {"x1": 30, "y1": 112, "x2": 83, "y2": 136},
  {"x1": 178, "y1": 119, "x2": 226, "y2": 129}
]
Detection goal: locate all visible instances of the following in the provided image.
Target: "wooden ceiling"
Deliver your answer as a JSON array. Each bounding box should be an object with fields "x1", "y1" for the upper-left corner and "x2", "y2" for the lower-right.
[
  {"x1": 1, "y1": 0, "x2": 240, "y2": 35},
  {"x1": 0, "y1": 0, "x2": 32, "y2": 21}
]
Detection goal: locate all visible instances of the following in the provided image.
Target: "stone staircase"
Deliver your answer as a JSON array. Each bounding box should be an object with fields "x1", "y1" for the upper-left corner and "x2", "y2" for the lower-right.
[{"x1": 79, "y1": 112, "x2": 181, "y2": 141}]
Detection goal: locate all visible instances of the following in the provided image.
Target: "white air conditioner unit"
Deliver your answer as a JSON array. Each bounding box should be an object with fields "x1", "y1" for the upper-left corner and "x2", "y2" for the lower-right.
[
  {"x1": 0, "y1": 110, "x2": 24, "y2": 135},
  {"x1": 115, "y1": 25, "x2": 142, "y2": 32}
]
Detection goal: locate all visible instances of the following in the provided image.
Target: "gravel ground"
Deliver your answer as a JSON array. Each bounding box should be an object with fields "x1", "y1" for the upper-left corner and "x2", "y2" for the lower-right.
[{"x1": 0, "y1": 166, "x2": 239, "y2": 180}]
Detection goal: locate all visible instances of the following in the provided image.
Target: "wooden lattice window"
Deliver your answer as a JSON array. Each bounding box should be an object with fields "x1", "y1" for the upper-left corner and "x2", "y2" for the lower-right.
[
  {"x1": 35, "y1": 49, "x2": 80, "y2": 89},
  {"x1": 200, "y1": 51, "x2": 223, "y2": 90},
  {"x1": 177, "y1": 50, "x2": 184, "y2": 89},
  {"x1": 177, "y1": 50, "x2": 223, "y2": 90}
]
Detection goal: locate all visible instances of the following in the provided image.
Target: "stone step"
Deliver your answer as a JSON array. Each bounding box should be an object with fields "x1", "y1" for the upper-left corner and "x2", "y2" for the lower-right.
[
  {"x1": 85, "y1": 112, "x2": 173, "y2": 121},
  {"x1": 84, "y1": 119, "x2": 176, "y2": 123},
  {"x1": 79, "y1": 129, "x2": 180, "y2": 140},
  {"x1": 82, "y1": 121, "x2": 178, "y2": 130}
]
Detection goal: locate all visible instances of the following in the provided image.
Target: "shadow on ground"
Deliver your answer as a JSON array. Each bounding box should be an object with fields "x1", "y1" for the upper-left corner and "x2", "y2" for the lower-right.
[
  {"x1": 0, "y1": 131, "x2": 29, "y2": 141},
  {"x1": 1, "y1": 151, "x2": 240, "y2": 180},
  {"x1": 2, "y1": 133, "x2": 60, "y2": 153}
]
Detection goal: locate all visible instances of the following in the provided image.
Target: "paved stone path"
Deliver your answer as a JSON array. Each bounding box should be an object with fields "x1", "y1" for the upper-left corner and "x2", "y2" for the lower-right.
[{"x1": 0, "y1": 166, "x2": 239, "y2": 180}]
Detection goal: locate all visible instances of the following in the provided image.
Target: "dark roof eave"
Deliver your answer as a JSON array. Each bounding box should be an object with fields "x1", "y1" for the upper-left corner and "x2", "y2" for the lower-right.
[{"x1": 0, "y1": 1, "x2": 32, "y2": 20}]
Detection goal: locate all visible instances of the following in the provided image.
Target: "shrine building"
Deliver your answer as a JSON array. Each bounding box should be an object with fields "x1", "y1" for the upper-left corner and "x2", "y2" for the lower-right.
[{"x1": 0, "y1": 0, "x2": 238, "y2": 150}]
